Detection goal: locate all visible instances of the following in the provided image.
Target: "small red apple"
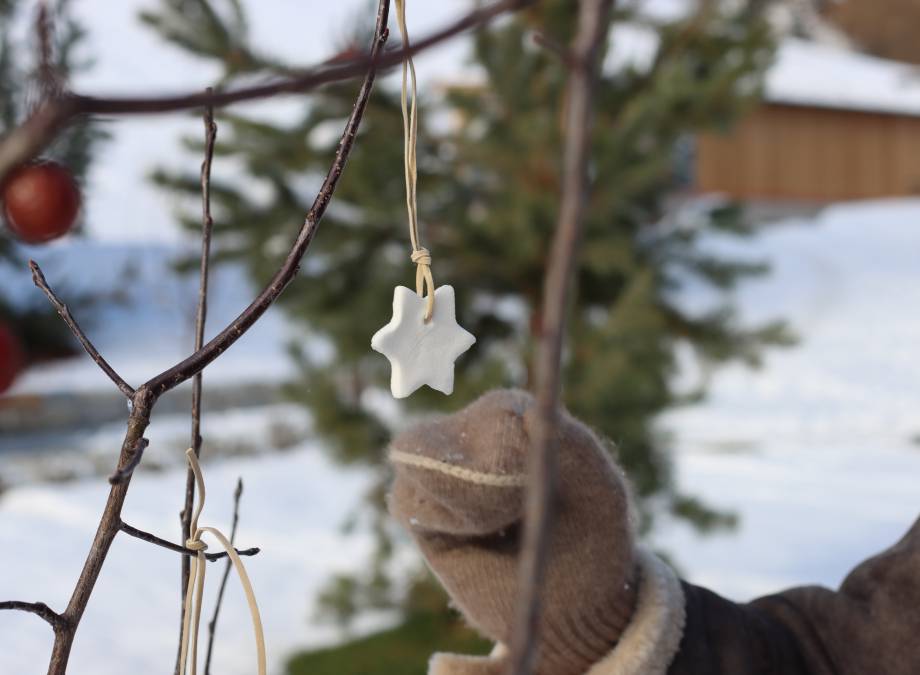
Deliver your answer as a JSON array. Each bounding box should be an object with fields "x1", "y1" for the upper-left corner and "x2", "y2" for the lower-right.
[
  {"x1": 0, "y1": 322, "x2": 24, "y2": 394},
  {"x1": 2, "y1": 160, "x2": 81, "y2": 244}
]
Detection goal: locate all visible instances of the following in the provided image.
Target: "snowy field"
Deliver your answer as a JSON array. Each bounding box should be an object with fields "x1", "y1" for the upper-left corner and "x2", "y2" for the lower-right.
[{"x1": 2, "y1": 198, "x2": 920, "y2": 673}]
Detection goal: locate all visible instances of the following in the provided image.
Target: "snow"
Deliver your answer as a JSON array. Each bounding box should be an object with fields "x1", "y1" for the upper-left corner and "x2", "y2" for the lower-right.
[
  {"x1": 0, "y1": 434, "x2": 392, "y2": 675},
  {"x1": 654, "y1": 198, "x2": 920, "y2": 594},
  {"x1": 605, "y1": 27, "x2": 920, "y2": 117},
  {"x1": 3, "y1": 198, "x2": 920, "y2": 672},
  {"x1": 766, "y1": 39, "x2": 920, "y2": 117}
]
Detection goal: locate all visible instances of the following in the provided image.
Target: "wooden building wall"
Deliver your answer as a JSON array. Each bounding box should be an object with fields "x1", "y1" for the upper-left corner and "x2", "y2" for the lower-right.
[{"x1": 695, "y1": 103, "x2": 920, "y2": 202}]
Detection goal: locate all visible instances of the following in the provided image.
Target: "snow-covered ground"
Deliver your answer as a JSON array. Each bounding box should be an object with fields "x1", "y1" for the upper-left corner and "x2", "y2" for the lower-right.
[
  {"x1": 653, "y1": 199, "x2": 920, "y2": 595},
  {"x1": 3, "y1": 199, "x2": 920, "y2": 674}
]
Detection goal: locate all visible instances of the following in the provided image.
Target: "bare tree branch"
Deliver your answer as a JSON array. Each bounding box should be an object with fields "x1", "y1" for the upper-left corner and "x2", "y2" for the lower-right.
[
  {"x1": 119, "y1": 521, "x2": 259, "y2": 562},
  {"x1": 0, "y1": 601, "x2": 65, "y2": 629},
  {"x1": 507, "y1": 2, "x2": 615, "y2": 674},
  {"x1": 29, "y1": 260, "x2": 135, "y2": 398},
  {"x1": 204, "y1": 478, "x2": 244, "y2": 675},
  {"x1": 0, "y1": 0, "x2": 531, "y2": 184},
  {"x1": 176, "y1": 94, "x2": 218, "y2": 675},
  {"x1": 108, "y1": 437, "x2": 149, "y2": 485},
  {"x1": 32, "y1": 4, "x2": 393, "y2": 672}
]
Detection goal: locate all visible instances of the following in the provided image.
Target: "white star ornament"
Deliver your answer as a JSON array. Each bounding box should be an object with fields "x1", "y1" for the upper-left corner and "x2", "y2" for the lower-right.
[{"x1": 371, "y1": 285, "x2": 476, "y2": 399}]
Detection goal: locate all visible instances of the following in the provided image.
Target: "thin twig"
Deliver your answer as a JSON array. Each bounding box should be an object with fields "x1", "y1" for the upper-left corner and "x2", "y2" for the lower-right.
[
  {"x1": 0, "y1": 0, "x2": 531, "y2": 184},
  {"x1": 203, "y1": 478, "x2": 244, "y2": 675},
  {"x1": 507, "y1": 2, "x2": 614, "y2": 674},
  {"x1": 531, "y1": 32, "x2": 576, "y2": 66},
  {"x1": 176, "y1": 93, "x2": 218, "y2": 675},
  {"x1": 29, "y1": 260, "x2": 135, "y2": 398},
  {"x1": 119, "y1": 521, "x2": 259, "y2": 562},
  {"x1": 108, "y1": 437, "x2": 149, "y2": 485},
  {"x1": 0, "y1": 601, "x2": 65, "y2": 629},
  {"x1": 34, "y1": 4, "x2": 392, "y2": 673}
]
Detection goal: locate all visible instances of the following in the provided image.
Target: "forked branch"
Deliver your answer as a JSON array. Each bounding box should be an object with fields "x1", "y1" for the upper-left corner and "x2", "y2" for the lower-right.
[{"x1": 18, "y1": 3, "x2": 396, "y2": 673}]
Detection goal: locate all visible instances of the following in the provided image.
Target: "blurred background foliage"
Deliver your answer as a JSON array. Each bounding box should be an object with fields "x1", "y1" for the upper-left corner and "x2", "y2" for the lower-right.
[
  {"x1": 141, "y1": 0, "x2": 791, "y2": 665},
  {"x1": 0, "y1": 0, "x2": 107, "y2": 363}
]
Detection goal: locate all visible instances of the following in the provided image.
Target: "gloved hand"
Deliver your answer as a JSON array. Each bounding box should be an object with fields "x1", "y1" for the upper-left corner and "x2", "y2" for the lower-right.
[
  {"x1": 387, "y1": 389, "x2": 684, "y2": 675},
  {"x1": 388, "y1": 389, "x2": 920, "y2": 675}
]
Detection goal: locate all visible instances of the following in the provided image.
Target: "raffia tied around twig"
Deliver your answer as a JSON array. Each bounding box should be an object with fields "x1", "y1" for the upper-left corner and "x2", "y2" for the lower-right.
[
  {"x1": 178, "y1": 449, "x2": 266, "y2": 675},
  {"x1": 396, "y1": 0, "x2": 435, "y2": 321}
]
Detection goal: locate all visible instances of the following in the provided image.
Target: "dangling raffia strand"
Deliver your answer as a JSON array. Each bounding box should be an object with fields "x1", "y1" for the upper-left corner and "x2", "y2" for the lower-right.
[
  {"x1": 178, "y1": 448, "x2": 266, "y2": 675},
  {"x1": 395, "y1": 0, "x2": 435, "y2": 321}
]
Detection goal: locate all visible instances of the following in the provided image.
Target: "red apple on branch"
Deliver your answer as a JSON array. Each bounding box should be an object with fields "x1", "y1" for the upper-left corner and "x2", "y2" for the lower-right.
[{"x1": 2, "y1": 160, "x2": 81, "y2": 244}]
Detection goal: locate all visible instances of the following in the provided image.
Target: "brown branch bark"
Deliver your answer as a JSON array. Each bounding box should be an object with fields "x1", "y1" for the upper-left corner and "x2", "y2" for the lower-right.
[
  {"x1": 506, "y1": 2, "x2": 614, "y2": 674},
  {"x1": 46, "y1": 388, "x2": 153, "y2": 674},
  {"x1": 0, "y1": 0, "x2": 531, "y2": 184},
  {"x1": 203, "y1": 478, "x2": 244, "y2": 675},
  {"x1": 107, "y1": 437, "x2": 149, "y2": 485},
  {"x1": 29, "y1": 260, "x2": 135, "y2": 398},
  {"x1": 0, "y1": 601, "x2": 65, "y2": 630},
  {"x1": 119, "y1": 521, "x2": 259, "y2": 562}
]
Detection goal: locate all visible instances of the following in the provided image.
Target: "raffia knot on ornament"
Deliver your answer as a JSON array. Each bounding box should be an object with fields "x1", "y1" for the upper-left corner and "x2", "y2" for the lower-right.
[
  {"x1": 411, "y1": 247, "x2": 435, "y2": 322},
  {"x1": 185, "y1": 538, "x2": 208, "y2": 552},
  {"x1": 410, "y1": 247, "x2": 431, "y2": 266}
]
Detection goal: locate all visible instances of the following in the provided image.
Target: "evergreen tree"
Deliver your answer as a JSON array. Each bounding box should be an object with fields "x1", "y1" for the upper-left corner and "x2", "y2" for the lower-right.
[{"x1": 144, "y1": 0, "x2": 791, "y2": 625}]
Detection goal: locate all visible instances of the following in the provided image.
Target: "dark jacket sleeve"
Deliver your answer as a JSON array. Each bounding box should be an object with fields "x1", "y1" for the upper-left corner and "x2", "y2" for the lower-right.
[{"x1": 668, "y1": 516, "x2": 920, "y2": 675}]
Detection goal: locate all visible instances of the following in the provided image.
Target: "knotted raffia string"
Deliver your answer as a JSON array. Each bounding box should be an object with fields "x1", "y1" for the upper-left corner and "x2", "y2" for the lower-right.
[
  {"x1": 395, "y1": 0, "x2": 435, "y2": 321},
  {"x1": 178, "y1": 448, "x2": 266, "y2": 675}
]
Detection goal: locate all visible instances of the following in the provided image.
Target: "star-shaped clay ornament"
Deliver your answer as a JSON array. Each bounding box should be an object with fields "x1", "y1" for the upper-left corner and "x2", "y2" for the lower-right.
[{"x1": 371, "y1": 285, "x2": 476, "y2": 398}]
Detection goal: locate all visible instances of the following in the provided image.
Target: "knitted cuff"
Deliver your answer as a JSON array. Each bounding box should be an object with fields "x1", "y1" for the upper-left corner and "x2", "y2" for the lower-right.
[
  {"x1": 427, "y1": 549, "x2": 685, "y2": 675},
  {"x1": 429, "y1": 645, "x2": 509, "y2": 675},
  {"x1": 586, "y1": 548, "x2": 685, "y2": 675}
]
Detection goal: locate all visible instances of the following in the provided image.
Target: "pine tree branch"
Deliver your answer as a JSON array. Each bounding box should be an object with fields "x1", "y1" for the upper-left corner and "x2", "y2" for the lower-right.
[
  {"x1": 507, "y1": 2, "x2": 615, "y2": 674},
  {"x1": 0, "y1": 0, "x2": 532, "y2": 184},
  {"x1": 203, "y1": 478, "x2": 244, "y2": 675},
  {"x1": 119, "y1": 521, "x2": 259, "y2": 562},
  {"x1": 0, "y1": 601, "x2": 66, "y2": 629},
  {"x1": 29, "y1": 260, "x2": 136, "y2": 399}
]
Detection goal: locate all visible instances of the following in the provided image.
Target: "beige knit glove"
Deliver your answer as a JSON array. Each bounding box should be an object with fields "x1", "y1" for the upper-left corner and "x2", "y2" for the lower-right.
[{"x1": 387, "y1": 389, "x2": 643, "y2": 675}]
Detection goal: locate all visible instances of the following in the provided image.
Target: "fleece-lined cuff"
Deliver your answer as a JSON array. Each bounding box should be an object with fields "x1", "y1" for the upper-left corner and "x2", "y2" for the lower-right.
[{"x1": 428, "y1": 549, "x2": 685, "y2": 675}]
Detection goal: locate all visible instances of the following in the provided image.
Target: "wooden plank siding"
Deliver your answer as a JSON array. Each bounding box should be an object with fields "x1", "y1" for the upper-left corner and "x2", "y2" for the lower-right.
[{"x1": 695, "y1": 103, "x2": 920, "y2": 201}]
